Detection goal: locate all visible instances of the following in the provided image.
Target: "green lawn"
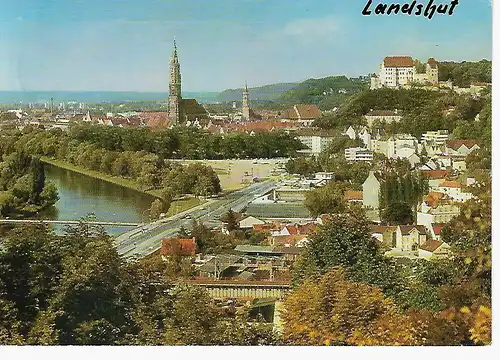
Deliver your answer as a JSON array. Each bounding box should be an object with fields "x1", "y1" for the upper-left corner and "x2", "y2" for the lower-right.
[{"x1": 166, "y1": 197, "x2": 204, "y2": 216}]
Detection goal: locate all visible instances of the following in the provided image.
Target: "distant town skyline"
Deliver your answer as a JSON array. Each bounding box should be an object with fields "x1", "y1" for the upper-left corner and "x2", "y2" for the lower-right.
[{"x1": 0, "y1": 0, "x2": 492, "y2": 92}]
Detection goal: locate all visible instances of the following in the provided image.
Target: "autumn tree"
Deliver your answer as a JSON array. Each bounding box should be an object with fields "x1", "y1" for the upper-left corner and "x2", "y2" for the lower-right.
[{"x1": 283, "y1": 267, "x2": 426, "y2": 346}]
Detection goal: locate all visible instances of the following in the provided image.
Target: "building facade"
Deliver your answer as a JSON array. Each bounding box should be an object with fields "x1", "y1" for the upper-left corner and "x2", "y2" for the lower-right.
[{"x1": 371, "y1": 56, "x2": 439, "y2": 89}]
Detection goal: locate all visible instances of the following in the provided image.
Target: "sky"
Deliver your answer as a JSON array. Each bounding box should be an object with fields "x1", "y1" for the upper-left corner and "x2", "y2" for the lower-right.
[{"x1": 0, "y1": 0, "x2": 492, "y2": 92}]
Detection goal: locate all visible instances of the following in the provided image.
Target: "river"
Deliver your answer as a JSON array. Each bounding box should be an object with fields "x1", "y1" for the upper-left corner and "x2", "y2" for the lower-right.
[{"x1": 41, "y1": 164, "x2": 156, "y2": 236}]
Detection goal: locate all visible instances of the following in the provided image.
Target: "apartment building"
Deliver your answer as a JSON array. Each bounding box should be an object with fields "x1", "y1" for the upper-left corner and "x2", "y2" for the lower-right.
[{"x1": 344, "y1": 147, "x2": 373, "y2": 162}]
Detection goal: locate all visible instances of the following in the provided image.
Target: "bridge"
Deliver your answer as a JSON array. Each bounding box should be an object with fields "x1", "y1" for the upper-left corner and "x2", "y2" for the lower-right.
[
  {"x1": 188, "y1": 280, "x2": 290, "y2": 332},
  {"x1": 0, "y1": 219, "x2": 142, "y2": 227},
  {"x1": 188, "y1": 280, "x2": 291, "y2": 300}
]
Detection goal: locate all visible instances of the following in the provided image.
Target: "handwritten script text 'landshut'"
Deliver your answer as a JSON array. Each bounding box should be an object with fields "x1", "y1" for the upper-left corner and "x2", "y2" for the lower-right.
[{"x1": 362, "y1": 0, "x2": 459, "y2": 20}]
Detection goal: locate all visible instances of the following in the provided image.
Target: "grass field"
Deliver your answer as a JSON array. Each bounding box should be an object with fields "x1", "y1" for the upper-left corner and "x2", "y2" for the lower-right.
[{"x1": 165, "y1": 197, "x2": 204, "y2": 216}]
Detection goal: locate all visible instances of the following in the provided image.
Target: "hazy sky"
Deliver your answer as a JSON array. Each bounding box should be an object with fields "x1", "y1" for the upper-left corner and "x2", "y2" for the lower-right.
[{"x1": 0, "y1": 0, "x2": 492, "y2": 92}]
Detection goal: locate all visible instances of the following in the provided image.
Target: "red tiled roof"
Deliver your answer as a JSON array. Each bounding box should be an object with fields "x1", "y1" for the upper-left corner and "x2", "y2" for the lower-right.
[
  {"x1": 445, "y1": 140, "x2": 480, "y2": 151},
  {"x1": 140, "y1": 112, "x2": 171, "y2": 128},
  {"x1": 295, "y1": 104, "x2": 322, "y2": 120},
  {"x1": 161, "y1": 237, "x2": 196, "y2": 256},
  {"x1": 253, "y1": 223, "x2": 279, "y2": 232},
  {"x1": 422, "y1": 170, "x2": 450, "y2": 180},
  {"x1": 284, "y1": 104, "x2": 322, "y2": 120},
  {"x1": 439, "y1": 181, "x2": 463, "y2": 188},
  {"x1": 344, "y1": 190, "x2": 363, "y2": 201},
  {"x1": 226, "y1": 121, "x2": 296, "y2": 133},
  {"x1": 384, "y1": 56, "x2": 414, "y2": 68},
  {"x1": 298, "y1": 223, "x2": 318, "y2": 234},
  {"x1": 423, "y1": 192, "x2": 448, "y2": 208},
  {"x1": 284, "y1": 225, "x2": 299, "y2": 236},
  {"x1": 427, "y1": 58, "x2": 438, "y2": 69},
  {"x1": 420, "y1": 240, "x2": 443, "y2": 253},
  {"x1": 432, "y1": 223, "x2": 446, "y2": 236},
  {"x1": 272, "y1": 234, "x2": 308, "y2": 247}
]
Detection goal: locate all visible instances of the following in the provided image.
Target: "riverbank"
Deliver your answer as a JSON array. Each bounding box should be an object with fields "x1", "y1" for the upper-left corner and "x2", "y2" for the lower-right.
[{"x1": 41, "y1": 157, "x2": 204, "y2": 217}]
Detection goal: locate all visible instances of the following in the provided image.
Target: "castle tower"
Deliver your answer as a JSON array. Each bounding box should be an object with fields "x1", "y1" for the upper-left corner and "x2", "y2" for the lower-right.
[
  {"x1": 242, "y1": 81, "x2": 250, "y2": 121},
  {"x1": 168, "y1": 39, "x2": 182, "y2": 125}
]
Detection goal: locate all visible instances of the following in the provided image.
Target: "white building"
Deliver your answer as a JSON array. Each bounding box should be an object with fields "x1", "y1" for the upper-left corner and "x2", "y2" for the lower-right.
[
  {"x1": 371, "y1": 134, "x2": 418, "y2": 159},
  {"x1": 371, "y1": 57, "x2": 439, "y2": 89},
  {"x1": 345, "y1": 147, "x2": 373, "y2": 162},
  {"x1": 296, "y1": 133, "x2": 336, "y2": 155},
  {"x1": 421, "y1": 130, "x2": 449, "y2": 148},
  {"x1": 362, "y1": 171, "x2": 381, "y2": 210},
  {"x1": 364, "y1": 110, "x2": 402, "y2": 127},
  {"x1": 434, "y1": 181, "x2": 473, "y2": 202}
]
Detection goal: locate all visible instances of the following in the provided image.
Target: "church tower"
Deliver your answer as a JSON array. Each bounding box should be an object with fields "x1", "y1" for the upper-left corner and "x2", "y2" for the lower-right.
[
  {"x1": 168, "y1": 39, "x2": 182, "y2": 125},
  {"x1": 242, "y1": 81, "x2": 250, "y2": 121}
]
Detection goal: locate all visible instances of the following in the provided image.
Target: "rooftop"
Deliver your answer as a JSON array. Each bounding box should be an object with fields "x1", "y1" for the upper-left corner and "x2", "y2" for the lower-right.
[{"x1": 383, "y1": 56, "x2": 414, "y2": 68}]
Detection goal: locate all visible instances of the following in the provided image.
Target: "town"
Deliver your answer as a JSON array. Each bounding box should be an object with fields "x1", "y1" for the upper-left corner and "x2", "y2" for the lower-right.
[{"x1": 0, "y1": 1, "x2": 492, "y2": 348}]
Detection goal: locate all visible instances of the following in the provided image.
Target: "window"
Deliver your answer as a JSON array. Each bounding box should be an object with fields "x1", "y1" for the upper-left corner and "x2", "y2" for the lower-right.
[
  {"x1": 411, "y1": 244, "x2": 418, "y2": 251},
  {"x1": 392, "y1": 232, "x2": 397, "y2": 248}
]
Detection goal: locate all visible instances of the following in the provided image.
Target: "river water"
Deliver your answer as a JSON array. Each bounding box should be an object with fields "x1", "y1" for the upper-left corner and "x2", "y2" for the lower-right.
[{"x1": 41, "y1": 164, "x2": 156, "y2": 236}]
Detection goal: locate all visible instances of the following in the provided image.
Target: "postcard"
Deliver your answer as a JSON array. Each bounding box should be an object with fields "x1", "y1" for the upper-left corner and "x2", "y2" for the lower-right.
[{"x1": 0, "y1": 0, "x2": 493, "y2": 349}]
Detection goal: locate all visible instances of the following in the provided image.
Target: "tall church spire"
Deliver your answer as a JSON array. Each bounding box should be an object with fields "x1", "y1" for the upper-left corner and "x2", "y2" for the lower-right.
[
  {"x1": 242, "y1": 81, "x2": 250, "y2": 121},
  {"x1": 168, "y1": 39, "x2": 182, "y2": 125}
]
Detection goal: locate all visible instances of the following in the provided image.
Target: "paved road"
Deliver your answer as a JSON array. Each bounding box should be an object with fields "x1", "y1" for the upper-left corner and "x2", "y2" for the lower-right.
[{"x1": 115, "y1": 180, "x2": 276, "y2": 261}]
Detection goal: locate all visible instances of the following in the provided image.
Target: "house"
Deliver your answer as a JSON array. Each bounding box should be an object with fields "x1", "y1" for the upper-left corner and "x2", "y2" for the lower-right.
[
  {"x1": 419, "y1": 240, "x2": 452, "y2": 260},
  {"x1": 364, "y1": 110, "x2": 402, "y2": 127},
  {"x1": 445, "y1": 140, "x2": 480, "y2": 156},
  {"x1": 435, "y1": 181, "x2": 473, "y2": 202},
  {"x1": 417, "y1": 193, "x2": 460, "y2": 231},
  {"x1": 452, "y1": 159, "x2": 467, "y2": 172},
  {"x1": 371, "y1": 134, "x2": 418, "y2": 158},
  {"x1": 344, "y1": 190, "x2": 363, "y2": 203},
  {"x1": 362, "y1": 171, "x2": 381, "y2": 210},
  {"x1": 431, "y1": 223, "x2": 446, "y2": 241},
  {"x1": 270, "y1": 234, "x2": 309, "y2": 247},
  {"x1": 161, "y1": 237, "x2": 197, "y2": 258},
  {"x1": 395, "y1": 225, "x2": 427, "y2": 252},
  {"x1": 420, "y1": 159, "x2": 440, "y2": 171},
  {"x1": 370, "y1": 225, "x2": 398, "y2": 247},
  {"x1": 383, "y1": 225, "x2": 428, "y2": 257},
  {"x1": 282, "y1": 104, "x2": 322, "y2": 126},
  {"x1": 238, "y1": 215, "x2": 266, "y2": 229},
  {"x1": 345, "y1": 126, "x2": 357, "y2": 140},
  {"x1": 422, "y1": 170, "x2": 451, "y2": 188},
  {"x1": 345, "y1": 147, "x2": 373, "y2": 162}
]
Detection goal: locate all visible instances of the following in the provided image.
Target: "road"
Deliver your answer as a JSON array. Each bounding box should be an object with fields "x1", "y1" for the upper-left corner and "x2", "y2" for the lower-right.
[{"x1": 114, "y1": 180, "x2": 276, "y2": 261}]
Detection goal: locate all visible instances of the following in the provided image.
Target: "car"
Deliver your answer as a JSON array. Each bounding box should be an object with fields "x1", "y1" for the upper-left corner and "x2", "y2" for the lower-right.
[{"x1": 185, "y1": 215, "x2": 192, "y2": 219}]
